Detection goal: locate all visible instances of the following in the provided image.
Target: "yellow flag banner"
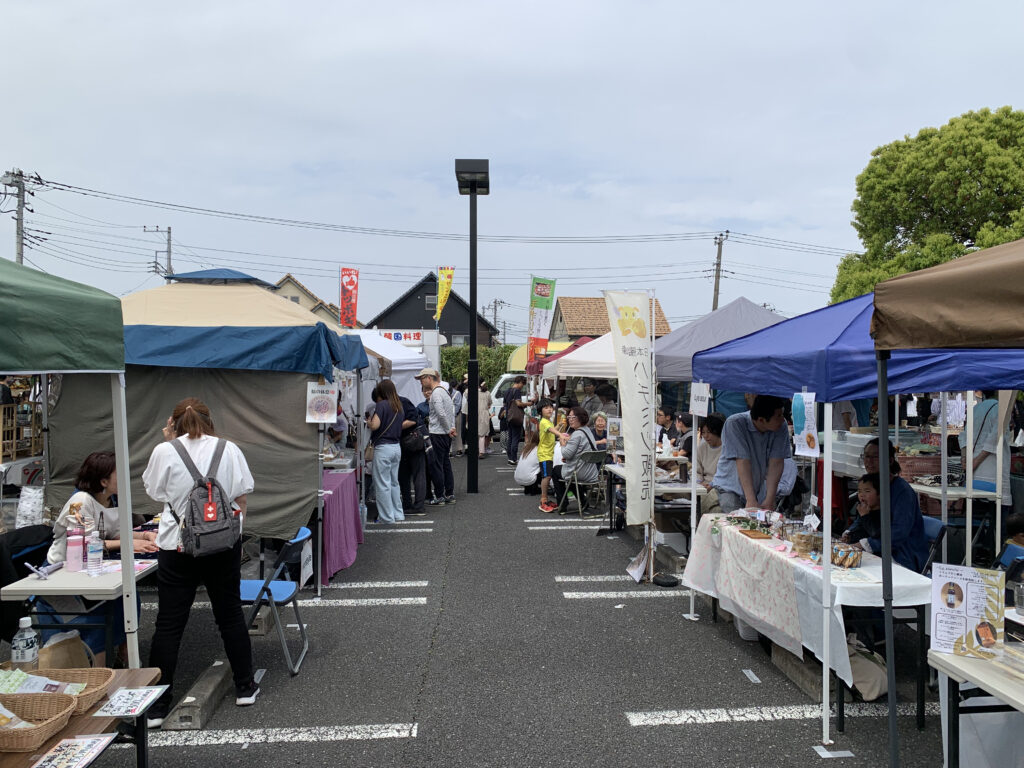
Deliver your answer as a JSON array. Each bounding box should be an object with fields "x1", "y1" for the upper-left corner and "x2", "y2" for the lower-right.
[{"x1": 434, "y1": 266, "x2": 455, "y2": 321}]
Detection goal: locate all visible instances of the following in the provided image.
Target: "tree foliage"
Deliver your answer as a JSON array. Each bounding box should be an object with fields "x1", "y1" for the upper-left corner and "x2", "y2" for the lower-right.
[
  {"x1": 832, "y1": 106, "x2": 1024, "y2": 302},
  {"x1": 440, "y1": 344, "x2": 516, "y2": 389}
]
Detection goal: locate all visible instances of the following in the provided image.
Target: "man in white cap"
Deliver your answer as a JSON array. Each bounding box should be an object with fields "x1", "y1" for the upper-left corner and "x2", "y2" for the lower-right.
[{"x1": 416, "y1": 368, "x2": 456, "y2": 505}]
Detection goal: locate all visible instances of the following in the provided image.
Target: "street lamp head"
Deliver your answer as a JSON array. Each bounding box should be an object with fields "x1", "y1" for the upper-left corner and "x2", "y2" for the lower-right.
[{"x1": 455, "y1": 158, "x2": 489, "y2": 195}]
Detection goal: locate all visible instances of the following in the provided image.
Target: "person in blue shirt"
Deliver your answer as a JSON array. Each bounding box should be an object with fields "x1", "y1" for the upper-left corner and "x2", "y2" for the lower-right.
[
  {"x1": 711, "y1": 395, "x2": 792, "y2": 512},
  {"x1": 842, "y1": 471, "x2": 929, "y2": 572}
]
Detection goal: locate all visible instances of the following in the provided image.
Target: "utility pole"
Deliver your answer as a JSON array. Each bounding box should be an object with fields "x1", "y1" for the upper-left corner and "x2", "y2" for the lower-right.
[
  {"x1": 1, "y1": 169, "x2": 27, "y2": 265},
  {"x1": 711, "y1": 230, "x2": 729, "y2": 310},
  {"x1": 144, "y1": 226, "x2": 172, "y2": 281}
]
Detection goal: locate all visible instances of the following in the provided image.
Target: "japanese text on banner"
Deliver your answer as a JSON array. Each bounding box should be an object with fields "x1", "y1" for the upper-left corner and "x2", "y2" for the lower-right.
[
  {"x1": 527, "y1": 276, "x2": 557, "y2": 362},
  {"x1": 434, "y1": 266, "x2": 454, "y2": 321},
  {"x1": 605, "y1": 290, "x2": 655, "y2": 526},
  {"x1": 339, "y1": 268, "x2": 359, "y2": 328}
]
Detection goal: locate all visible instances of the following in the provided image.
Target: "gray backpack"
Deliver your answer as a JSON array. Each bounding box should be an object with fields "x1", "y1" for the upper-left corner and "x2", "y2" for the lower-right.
[{"x1": 168, "y1": 439, "x2": 240, "y2": 556}]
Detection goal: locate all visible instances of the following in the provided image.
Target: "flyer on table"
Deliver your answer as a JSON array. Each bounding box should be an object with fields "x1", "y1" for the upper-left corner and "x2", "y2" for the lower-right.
[{"x1": 930, "y1": 562, "x2": 1004, "y2": 658}]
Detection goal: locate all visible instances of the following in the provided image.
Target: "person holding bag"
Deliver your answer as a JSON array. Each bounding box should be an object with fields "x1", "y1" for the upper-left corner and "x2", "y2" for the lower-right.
[
  {"x1": 141, "y1": 397, "x2": 258, "y2": 728},
  {"x1": 367, "y1": 380, "x2": 404, "y2": 524}
]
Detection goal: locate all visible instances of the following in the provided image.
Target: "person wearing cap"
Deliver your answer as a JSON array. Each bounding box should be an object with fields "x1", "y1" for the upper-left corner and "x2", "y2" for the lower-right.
[
  {"x1": 415, "y1": 368, "x2": 456, "y2": 506},
  {"x1": 674, "y1": 413, "x2": 694, "y2": 458}
]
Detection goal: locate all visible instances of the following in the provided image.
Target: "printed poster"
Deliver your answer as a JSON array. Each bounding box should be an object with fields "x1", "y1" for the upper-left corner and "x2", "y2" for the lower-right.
[
  {"x1": 306, "y1": 382, "x2": 340, "y2": 424},
  {"x1": 30, "y1": 735, "x2": 115, "y2": 768},
  {"x1": 94, "y1": 686, "x2": 168, "y2": 718},
  {"x1": 527, "y1": 276, "x2": 557, "y2": 362},
  {"x1": 339, "y1": 268, "x2": 359, "y2": 328},
  {"x1": 434, "y1": 266, "x2": 455, "y2": 321},
  {"x1": 792, "y1": 391, "x2": 819, "y2": 457},
  {"x1": 605, "y1": 418, "x2": 622, "y2": 450},
  {"x1": 931, "y1": 562, "x2": 1004, "y2": 657},
  {"x1": 605, "y1": 290, "x2": 655, "y2": 526}
]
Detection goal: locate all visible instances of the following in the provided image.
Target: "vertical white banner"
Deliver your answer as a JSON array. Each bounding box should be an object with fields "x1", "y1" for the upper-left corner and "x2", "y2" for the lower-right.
[{"x1": 605, "y1": 291, "x2": 655, "y2": 526}]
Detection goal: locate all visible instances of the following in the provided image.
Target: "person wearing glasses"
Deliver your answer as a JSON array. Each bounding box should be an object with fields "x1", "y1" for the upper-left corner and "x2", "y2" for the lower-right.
[{"x1": 550, "y1": 407, "x2": 599, "y2": 511}]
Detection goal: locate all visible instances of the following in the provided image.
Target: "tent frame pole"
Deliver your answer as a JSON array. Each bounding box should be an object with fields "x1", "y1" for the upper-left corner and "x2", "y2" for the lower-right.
[
  {"x1": 965, "y1": 392, "x2": 974, "y2": 566},
  {"x1": 876, "y1": 351, "x2": 900, "y2": 768},
  {"x1": 940, "y1": 392, "x2": 948, "y2": 563},
  {"x1": 821, "y1": 403, "x2": 833, "y2": 745},
  {"x1": 111, "y1": 373, "x2": 140, "y2": 668},
  {"x1": 316, "y1": 423, "x2": 324, "y2": 597}
]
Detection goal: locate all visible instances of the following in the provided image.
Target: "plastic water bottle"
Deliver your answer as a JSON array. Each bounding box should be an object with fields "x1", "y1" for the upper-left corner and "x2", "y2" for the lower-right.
[
  {"x1": 86, "y1": 531, "x2": 103, "y2": 577},
  {"x1": 10, "y1": 617, "x2": 38, "y2": 671},
  {"x1": 66, "y1": 529, "x2": 84, "y2": 573}
]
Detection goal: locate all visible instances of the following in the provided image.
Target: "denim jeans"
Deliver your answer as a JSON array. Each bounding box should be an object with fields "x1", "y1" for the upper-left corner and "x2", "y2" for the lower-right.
[
  {"x1": 506, "y1": 422, "x2": 523, "y2": 462},
  {"x1": 372, "y1": 443, "x2": 404, "y2": 523}
]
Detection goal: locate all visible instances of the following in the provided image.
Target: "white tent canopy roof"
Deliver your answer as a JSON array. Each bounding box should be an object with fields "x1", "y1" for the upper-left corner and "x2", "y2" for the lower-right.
[
  {"x1": 348, "y1": 329, "x2": 429, "y2": 404},
  {"x1": 543, "y1": 333, "x2": 616, "y2": 380},
  {"x1": 654, "y1": 297, "x2": 784, "y2": 381}
]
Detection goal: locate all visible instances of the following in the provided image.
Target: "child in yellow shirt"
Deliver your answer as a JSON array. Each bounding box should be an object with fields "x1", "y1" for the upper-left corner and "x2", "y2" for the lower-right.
[{"x1": 537, "y1": 400, "x2": 568, "y2": 512}]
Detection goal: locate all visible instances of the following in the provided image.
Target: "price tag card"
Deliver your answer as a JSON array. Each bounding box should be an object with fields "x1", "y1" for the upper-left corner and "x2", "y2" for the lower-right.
[{"x1": 803, "y1": 512, "x2": 821, "y2": 531}]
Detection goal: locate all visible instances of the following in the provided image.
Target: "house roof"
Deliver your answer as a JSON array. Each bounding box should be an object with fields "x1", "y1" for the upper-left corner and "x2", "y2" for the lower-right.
[
  {"x1": 555, "y1": 296, "x2": 671, "y2": 337},
  {"x1": 363, "y1": 272, "x2": 499, "y2": 334},
  {"x1": 275, "y1": 273, "x2": 329, "y2": 304}
]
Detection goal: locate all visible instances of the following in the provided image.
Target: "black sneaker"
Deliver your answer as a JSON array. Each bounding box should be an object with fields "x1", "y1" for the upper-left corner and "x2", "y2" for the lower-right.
[
  {"x1": 146, "y1": 701, "x2": 169, "y2": 729},
  {"x1": 236, "y1": 681, "x2": 261, "y2": 706},
  {"x1": 444, "y1": 495, "x2": 456, "y2": 504},
  {"x1": 507, "y1": 459, "x2": 517, "y2": 466},
  {"x1": 427, "y1": 497, "x2": 446, "y2": 506},
  {"x1": 406, "y1": 509, "x2": 428, "y2": 516}
]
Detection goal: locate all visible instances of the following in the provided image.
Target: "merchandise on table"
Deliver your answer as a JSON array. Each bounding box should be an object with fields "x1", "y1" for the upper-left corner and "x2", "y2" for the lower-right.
[
  {"x1": 831, "y1": 543, "x2": 863, "y2": 569},
  {"x1": 0, "y1": 669, "x2": 87, "y2": 696}
]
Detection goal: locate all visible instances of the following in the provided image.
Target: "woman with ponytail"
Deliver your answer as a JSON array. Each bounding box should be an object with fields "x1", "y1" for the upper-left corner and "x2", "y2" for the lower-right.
[{"x1": 141, "y1": 397, "x2": 259, "y2": 727}]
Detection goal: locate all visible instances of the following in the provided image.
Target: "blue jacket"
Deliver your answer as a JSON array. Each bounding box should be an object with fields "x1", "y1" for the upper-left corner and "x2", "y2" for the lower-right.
[{"x1": 864, "y1": 477, "x2": 929, "y2": 573}]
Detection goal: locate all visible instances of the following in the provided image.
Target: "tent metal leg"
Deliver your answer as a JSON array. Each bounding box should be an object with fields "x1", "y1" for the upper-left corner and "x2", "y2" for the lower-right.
[{"x1": 876, "y1": 351, "x2": 900, "y2": 768}]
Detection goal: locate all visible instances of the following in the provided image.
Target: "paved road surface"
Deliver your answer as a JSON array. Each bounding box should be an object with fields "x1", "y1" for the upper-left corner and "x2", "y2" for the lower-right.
[{"x1": 101, "y1": 454, "x2": 945, "y2": 767}]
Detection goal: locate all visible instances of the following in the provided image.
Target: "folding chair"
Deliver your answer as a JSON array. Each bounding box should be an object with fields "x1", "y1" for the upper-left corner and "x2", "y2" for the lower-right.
[
  {"x1": 558, "y1": 450, "x2": 607, "y2": 518},
  {"x1": 920, "y1": 516, "x2": 947, "y2": 576},
  {"x1": 240, "y1": 526, "x2": 310, "y2": 675}
]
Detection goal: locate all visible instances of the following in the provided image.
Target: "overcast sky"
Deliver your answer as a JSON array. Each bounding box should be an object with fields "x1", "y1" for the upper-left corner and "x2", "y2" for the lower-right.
[{"x1": 4, "y1": 2, "x2": 1021, "y2": 342}]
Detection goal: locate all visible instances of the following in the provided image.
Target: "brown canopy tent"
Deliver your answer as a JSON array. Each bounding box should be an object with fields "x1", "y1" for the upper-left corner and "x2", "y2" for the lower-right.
[
  {"x1": 871, "y1": 238, "x2": 1023, "y2": 767},
  {"x1": 871, "y1": 237, "x2": 1024, "y2": 350}
]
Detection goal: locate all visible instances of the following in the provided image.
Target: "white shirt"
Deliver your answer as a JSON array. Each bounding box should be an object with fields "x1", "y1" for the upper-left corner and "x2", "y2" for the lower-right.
[
  {"x1": 143, "y1": 435, "x2": 255, "y2": 551},
  {"x1": 513, "y1": 444, "x2": 563, "y2": 486},
  {"x1": 832, "y1": 400, "x2": 858, "y2": 431},
  {"x1": 46, "y1": 491, "x2": 123, "y2": 564}
]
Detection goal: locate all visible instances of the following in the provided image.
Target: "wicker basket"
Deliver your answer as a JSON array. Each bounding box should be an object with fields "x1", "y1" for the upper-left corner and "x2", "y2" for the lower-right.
[
  {"x1": 34, "y1": 668, "x2": 114, "y2": 714},
  {"x1": 0, "y1": 693, "x2": 76, "y2": 752}
]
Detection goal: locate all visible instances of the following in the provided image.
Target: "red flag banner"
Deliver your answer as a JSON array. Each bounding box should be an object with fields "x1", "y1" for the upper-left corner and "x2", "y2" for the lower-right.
[{"x1": 339, "y1": 268, "x2": 359, "y2": 327}]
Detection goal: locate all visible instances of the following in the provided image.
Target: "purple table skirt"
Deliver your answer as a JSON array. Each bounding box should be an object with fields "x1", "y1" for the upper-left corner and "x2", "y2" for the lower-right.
[{"x1": 321, "y1": 470, "x2": 363, "y2": 584}]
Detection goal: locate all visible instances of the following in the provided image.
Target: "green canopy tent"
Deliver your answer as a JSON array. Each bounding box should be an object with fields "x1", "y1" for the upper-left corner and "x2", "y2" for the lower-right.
[{"x1": 0, "y1": 259, "x2": 142, "y2": 667}]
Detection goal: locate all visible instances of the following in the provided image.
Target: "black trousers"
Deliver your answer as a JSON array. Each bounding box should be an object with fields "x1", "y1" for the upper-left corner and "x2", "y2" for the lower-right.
[
  {"x1": 551, "y1": 465, "x2": 568, "y2": 503},
  {"x1": 148, "y1": 540, "x2": 253, "y2": 709},
  {"x1": 399, "y1": 448, "x2": 427, "y2": 512},
  {"x1": 428, "y1": 433, "x2": 454, "y2": 497},
  {"x1": 506, "y1": 422, "x2": 523, "y2": 462}
]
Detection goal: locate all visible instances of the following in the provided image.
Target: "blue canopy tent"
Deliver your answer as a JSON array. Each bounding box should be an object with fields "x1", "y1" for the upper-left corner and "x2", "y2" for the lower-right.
[
  {"x1": 692, "y1": 291, "x2": 1024, "y2": 760},
  {"x1": 48, "y1": 278, "x2": 369, "y2": 591}
]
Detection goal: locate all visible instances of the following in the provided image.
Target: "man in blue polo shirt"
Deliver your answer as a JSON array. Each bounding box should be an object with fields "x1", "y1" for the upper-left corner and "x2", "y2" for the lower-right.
[{"x1": 712, "y1": 395, "x2": 792, "y2": 513}]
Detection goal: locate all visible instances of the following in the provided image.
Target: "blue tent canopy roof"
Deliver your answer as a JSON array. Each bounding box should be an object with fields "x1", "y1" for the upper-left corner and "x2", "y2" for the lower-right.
[
  {"x1": 169, "y1": 269, "x2": 273, "y2": 287},
  {"x1": 691, "y1": 293, "x2": 1024, "y2": 402}
]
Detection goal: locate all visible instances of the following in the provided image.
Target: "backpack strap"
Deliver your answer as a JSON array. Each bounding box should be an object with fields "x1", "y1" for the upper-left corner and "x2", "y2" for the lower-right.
[
  {"x1": 207, "y1": 438, "x2": 228, "y2": 478},
  {"x1": 170, "y1": 439, "x2": 204, "y2": 483},
  {"x1": 167, "y1": 438, "x2": 228, "y2": 524}
]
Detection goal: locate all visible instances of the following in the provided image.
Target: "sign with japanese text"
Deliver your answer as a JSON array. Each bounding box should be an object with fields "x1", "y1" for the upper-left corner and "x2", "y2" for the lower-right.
[
  {"x1": 306, "y1": 382, "x2": 340, "y2": 424},
  {"x1": 381, "y1": 331, "x2": 423, "y2": 342},
  {"x1": 434, "y1": 266, "x2": 454, "y2": 321},
  {"x1": 605, "y1": 290, "x2": 655, "y2": 526},
  {"x1": 339, "y1": 268, "x2": 359, "y2": 328},
  {"x1": 689, "y1": 382, "x2": 710, "y2": 418},
  {"x1": 527, "y1": 276, "x2": 557, "y2": 362},
  {"x1": 792, "y1": 391, "x2": 819, "y2": 457}
]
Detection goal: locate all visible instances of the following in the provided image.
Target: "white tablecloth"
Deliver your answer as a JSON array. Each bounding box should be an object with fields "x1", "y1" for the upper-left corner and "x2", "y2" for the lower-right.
[{"x1": 683, "y1": 514, "x2": 932, "y2": 685}]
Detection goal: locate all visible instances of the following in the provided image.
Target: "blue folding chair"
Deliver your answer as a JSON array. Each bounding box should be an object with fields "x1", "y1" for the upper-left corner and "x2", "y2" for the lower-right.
[
  {"x1": 240, "y1": 527, "x2": 310, "y2": 675},
  {"x1": 920, "y1": 516, "x2": 947, "y2": 576},
  {"x1": 996, "y1": 541, "x2": 1024, "y2": 570}
]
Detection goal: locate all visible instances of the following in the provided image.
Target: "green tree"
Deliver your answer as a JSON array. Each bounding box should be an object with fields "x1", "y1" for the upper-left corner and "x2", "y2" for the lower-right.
[
  {"x1": 440, "y1": 344, "x2": 516, "y2": 389},
  {"x1": 831, "y1": 106, "x2": 1024, "y2": 302}
]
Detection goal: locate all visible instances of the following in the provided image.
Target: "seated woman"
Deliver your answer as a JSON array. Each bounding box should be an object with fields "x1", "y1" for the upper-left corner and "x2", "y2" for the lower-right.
[
  {"x1": 551, "y1": 407, "x2": 600, "y2": 511},
  {"x1": 694, "y1": 413, "x2": 724, "y2": 488},
  {"x1": 42, "y1": 452, "x2": 159, "y2": 664},
  {"x1": 591, "y1": 412, "x2": 608, "y2": 450},
  {"x1": 842, "y1": 472, "x2": 929, "y2": 572}
]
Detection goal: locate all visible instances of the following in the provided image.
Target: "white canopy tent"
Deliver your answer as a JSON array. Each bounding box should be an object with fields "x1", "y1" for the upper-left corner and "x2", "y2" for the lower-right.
[
  {"x1": 542, "y1": 333, "x2": 616, "y2": 380},
  {"x1": 348, "y1": 330, "x2": 429, "y2": 404}
]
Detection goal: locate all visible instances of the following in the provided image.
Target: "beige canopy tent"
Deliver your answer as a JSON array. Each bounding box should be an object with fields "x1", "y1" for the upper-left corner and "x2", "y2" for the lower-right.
[{"x1": 871, "y1": 237, "x2": 1024, "y2": 350}]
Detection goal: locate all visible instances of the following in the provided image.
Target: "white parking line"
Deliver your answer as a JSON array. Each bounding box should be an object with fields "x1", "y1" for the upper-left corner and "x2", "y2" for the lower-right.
[
  {"x1": 365, "y1": 528, "x2": 434, "y2": 534},
  {"x1": 555, "y1": 575, "x2": 633, "y2": 583},
  {"x1": 523, "y1": 518, "x2": 601, "y2": 523},
  {"x1": 625, "y1": 702, "x2": 941, "y2": 727},
  {"x1": 149, "y1": 723, "x2": 418, "y2": 746},
  {"x1": 142, "y1": 598, "x2": 428, "y2": 610},
  {"x1": 528, "y1": 525, "x2": 601, "y2": 531},
  {"x1": 563, "y1": 591, "x2": 687, "y2": 599},
  {"x1": 324, "y1": 581, "x2": 429, "y2": 589},
  {"x1": 366, "y1": 520, "x2": 435, "y2": 525}
]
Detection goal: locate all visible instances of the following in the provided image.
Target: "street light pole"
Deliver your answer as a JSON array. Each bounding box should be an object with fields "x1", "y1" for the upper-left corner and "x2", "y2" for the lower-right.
[{"x1": 455, "y1": 159, "x2": 490, "y2": 494}]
